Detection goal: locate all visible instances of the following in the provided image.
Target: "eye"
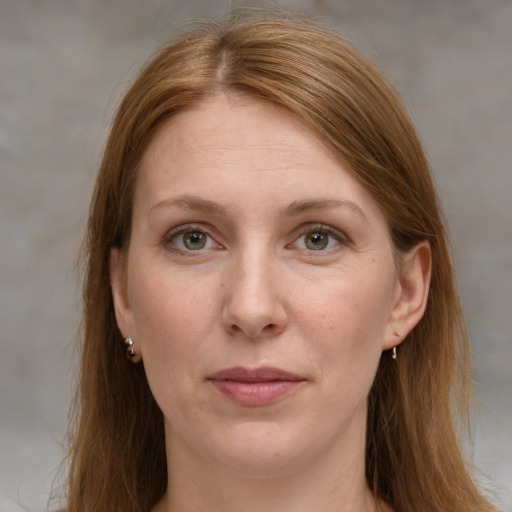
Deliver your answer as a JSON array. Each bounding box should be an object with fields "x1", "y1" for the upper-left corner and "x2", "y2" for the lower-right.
[
  {"x1": 304, "y1": 232, "x2": 330, "y2": 250},
  {"x1": 292, "y1": 226, "x2": 344, "y2": 252},
  {"x1": 167, "y1": 228, "x2": 220, "y2": 252}
]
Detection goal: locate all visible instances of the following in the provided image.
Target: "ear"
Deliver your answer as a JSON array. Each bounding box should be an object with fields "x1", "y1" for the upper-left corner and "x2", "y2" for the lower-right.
[
  {"x1": 110, "y1": 247, "x2": 137, "y2": 340},
  {"x1": 383, "y1": 240, "x2": 432, "y2": 350}
]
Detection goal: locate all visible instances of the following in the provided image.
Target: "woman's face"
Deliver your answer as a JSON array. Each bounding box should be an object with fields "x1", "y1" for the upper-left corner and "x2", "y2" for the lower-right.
[{"x1": 111, "y1": 95, "x2": 426, "y2": 477}]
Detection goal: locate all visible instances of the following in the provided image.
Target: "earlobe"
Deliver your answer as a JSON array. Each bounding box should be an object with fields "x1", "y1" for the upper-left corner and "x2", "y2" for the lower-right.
[
  {"x1": 110, "y1": 247, "x2": 135, "y2": 339},
  {"x1": 384, "y1": 241, "x2": 432, "y2": 350}
]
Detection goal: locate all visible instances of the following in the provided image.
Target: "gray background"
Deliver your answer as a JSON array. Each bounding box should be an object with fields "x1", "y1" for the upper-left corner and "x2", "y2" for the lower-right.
[{"x1": 1, "y1": 0, "x2": 511, "y2": 510}]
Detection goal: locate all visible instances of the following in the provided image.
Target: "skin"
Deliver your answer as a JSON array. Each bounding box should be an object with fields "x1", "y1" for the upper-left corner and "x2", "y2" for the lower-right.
[{"x1": 111, "y1": 94, "x2": 431, "y2": 512}]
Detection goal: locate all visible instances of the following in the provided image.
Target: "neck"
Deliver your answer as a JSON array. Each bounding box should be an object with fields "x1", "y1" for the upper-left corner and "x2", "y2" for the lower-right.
[
  {"x1": 156, "y1": 463, "x2": 376, "y2": 512},
  {"x1": 153, "y1": 413, "x2": 384, "y2": 512}
]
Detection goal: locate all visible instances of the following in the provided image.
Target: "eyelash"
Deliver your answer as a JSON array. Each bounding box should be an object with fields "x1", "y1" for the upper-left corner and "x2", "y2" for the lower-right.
[
  {"x1": 161, "y1": 223, "x2": 349, "y2": 255},
  {"x1": 162, "y1": 223, "x2": 222, "y2": 255},
  {"x1": 291, "y1": 224, "x2": 348, "y2": 253}
]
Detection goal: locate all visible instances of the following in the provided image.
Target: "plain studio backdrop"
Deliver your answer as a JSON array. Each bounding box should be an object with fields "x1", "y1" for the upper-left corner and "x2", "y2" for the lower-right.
[{"x1": 0, "y1": 0, "x2": 510, "y2": 510}]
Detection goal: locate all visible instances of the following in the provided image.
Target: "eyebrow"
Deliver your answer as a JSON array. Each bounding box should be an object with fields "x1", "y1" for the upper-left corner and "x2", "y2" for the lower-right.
[
  {"x1": 282, "y1": 199, "x2": 369, "y2": 224},
  {"x1": 149, "y1": 195, "x2": 369, "y2": 224},
  {"x1": 149, "y1": 196, "x2": 228, "y2": 216}
]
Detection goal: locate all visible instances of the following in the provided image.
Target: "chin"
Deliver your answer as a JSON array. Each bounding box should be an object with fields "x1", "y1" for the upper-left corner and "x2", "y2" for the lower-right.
[{"x1": 206, "y1": 421, "x2": 311, "y2": 477}]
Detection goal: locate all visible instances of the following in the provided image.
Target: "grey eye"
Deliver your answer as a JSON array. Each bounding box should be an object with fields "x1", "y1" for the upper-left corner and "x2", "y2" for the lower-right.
[
  {"x1": 181, "y1": 230, "x2": 208, "y2": 250},
  {"x1": 304, "y1": 232, "x2": 329, "y2": 250},
  {"x1": 166, "y1": 226, "x2": 221, "y2": 253}
]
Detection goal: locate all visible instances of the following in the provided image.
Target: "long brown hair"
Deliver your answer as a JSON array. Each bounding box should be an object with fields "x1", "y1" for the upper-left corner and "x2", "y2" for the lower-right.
[{"x1": 63, "y1": 13, "x2": 498, "y2": 512}]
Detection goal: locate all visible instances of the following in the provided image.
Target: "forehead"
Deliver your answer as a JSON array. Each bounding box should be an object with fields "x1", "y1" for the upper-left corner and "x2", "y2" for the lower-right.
[
  {"x1": 140, "y1": 94, "x2": 335, "y2": 171},
  {"x1": 135, "y1": 94, "x2": 384, "y2": 225}
]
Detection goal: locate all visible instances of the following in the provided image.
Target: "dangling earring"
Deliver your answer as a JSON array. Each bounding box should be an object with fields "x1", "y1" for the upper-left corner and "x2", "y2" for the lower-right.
[
  {"x1": 391, "y1": 331, "x2": 401, "y2": 361},
  {"x1": 124, "y1": 337, "x2": 141, "y2": 363}
]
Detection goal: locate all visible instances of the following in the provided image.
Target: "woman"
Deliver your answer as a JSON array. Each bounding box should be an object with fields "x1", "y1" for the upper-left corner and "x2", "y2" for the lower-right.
[{"x1": 64, "y1": 13, "x2": 499, "y2": 512}]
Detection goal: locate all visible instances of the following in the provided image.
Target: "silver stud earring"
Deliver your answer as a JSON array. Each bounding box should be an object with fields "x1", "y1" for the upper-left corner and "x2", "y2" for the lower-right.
[{"x1": 124, "y1": 337, "x2": 141, "y2": 363}]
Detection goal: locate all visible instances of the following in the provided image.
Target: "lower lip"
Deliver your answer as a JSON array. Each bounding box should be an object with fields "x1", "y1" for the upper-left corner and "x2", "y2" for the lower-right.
[{"x1": 210, "y1": 380, "x2": 304, "y2": 406}]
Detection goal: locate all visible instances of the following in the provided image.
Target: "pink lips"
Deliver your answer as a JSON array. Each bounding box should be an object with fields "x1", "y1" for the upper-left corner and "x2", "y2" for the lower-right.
[{"x1": 207, "y1": 366, "x2": 305, "y2": 407}]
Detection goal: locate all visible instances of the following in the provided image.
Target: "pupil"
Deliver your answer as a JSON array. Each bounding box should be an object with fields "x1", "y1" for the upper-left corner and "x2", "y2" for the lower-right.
[
  {"x1": 307, "y1": 232, "x2": 328, "y2": 250},
  {"x1": 185, "y1": 231, "x2": 206, "y2": 249}
]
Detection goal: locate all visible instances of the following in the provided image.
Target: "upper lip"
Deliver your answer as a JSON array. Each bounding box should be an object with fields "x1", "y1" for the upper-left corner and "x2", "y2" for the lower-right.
[{"x1": 207, "y1": 366, "x2": 305, "y2": 382}]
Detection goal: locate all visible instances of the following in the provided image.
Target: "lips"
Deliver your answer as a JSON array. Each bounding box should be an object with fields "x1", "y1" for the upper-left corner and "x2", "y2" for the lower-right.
[{"x1": 207, "y1": 366, "x2": 306, "y2": 407}]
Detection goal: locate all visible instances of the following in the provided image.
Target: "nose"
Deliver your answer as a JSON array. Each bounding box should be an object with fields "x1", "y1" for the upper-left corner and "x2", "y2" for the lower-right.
[{"x1": 221, "y1": 249, "x2": 288, "y2": 340}]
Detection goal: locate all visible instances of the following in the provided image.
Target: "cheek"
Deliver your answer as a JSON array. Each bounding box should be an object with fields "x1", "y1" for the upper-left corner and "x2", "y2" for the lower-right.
[
  {"x1": 301, "y1": 266, "x2": 394, "y2": 383},
  {"x1": 128, "y1": 267, "x2": 224, "y2": 421},
  {"x1": 129, "y1": 265, "x2": 221, "y2": 367},
  {"x1": 309, "y1": 271, "x2": 393, "y2": 344}
]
